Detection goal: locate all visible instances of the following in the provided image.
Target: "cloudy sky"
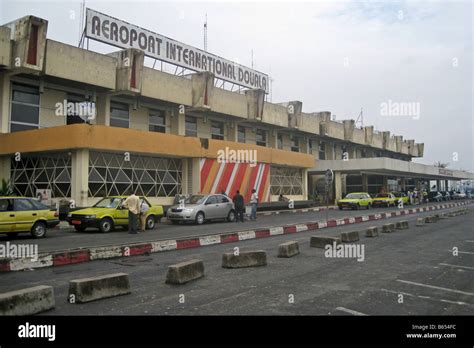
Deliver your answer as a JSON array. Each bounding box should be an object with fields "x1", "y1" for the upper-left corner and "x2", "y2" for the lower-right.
[{"x1": 2, "y1": 0, "x2": 473, "y2": 171}]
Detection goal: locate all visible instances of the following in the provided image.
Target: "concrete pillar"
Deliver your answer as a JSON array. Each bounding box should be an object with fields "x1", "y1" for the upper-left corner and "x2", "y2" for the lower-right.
[
  {"x1": 300, "y1": 137, "x2": 309, "y2": 154},
  {"x1": 95, "y1": 93, "x2": 110, "y2": 126},
  {"x1": 334, "y1": 171, "x2": 342, "y2": 202},
  {"x1": 0, "y1": 73, "x2": 10, "y2": 133},
  {"x1": 326, "y1": 142, "x2": 334, "y2": 160},
  {"x1": 400, "y1": 178, "x2": 406, "y2": 191},
  {"x1": 436, "y1": 180, "x2": 441, "y2": 191},
  {"x1": 267, "y1": 130, "x2": 278, "y2": 149},
  {"x1": 170, "y1": 107, "x2": 185, "y2": 136},
  {"x1": 190, "y1": 158, "x2": 201, "y2": 194},
  {"x1": 71, "y1": 149, "x2": 89, "y2": 207},
  {"x1": 302, "y1": 168, "x2": 308, "y2": 199},
  {"x1": 0, "y1": 156, "x2": 11, "y2": 183},
  {"x1": 383, "y1": 176, "x2": 388, "y2": 192},
  {"x1": 362, "y1": 174, "x2": 368, "y2": 192},
  {"x1": 226, "y1": 121, "x2": 238, "y2": 142},
  {"x1": 445, "y1": 180, "x2": 449, "y2": 191}
]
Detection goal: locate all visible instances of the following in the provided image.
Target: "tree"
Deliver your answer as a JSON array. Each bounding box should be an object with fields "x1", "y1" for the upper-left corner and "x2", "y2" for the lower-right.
[
  {"x1": 434, "y1": 161, "x2": 449, "y2": 168},
  {"x1": 0, "y1": 179, "x2": 13, "y2": 196}
]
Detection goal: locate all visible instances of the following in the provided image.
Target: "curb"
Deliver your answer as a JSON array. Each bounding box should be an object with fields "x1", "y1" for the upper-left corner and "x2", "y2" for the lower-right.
[{"x1": 1, "y1": 201, "x2": 470, "y2": 273}]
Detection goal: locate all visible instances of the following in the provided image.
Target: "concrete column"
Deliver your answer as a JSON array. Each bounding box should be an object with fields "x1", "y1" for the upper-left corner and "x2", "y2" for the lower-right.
[
  {"x1": 226, "y1": 121, "x2": 238, "y2": 142},
  {"x1": 445, "y1": 180, "x2": 449, "y2": 191},
  {"x1": 400, "y1": 178, "x2": 406, "y2": 191},
  {"x1": 0, "y1": 156, "x2": 11, "y2": 183},
  {"x1": 190, "y1": 158, "x2": 201, "y2": 194},
  {"x1": 0, "y1": 73, "x2": 10, "y2": 133},
  {"x1": 383, "y1": 176, "x2": 388, "y2": 192},
  {"x1": 334, "y1": 171, "x2": 342, "y2": 202},
  {"x1": 95, "y1": 93, "x2": 110, "y2": 126},
  {"x1": 302, "y1": 168, "x2": 308, "y2": 199},
  {"x1": 362, "y1": 174, "x2": 368, "y2": 192},
  {"x1": 326, "y1": 142, "x2": 334, "y2": 160},
  {"x1": 300, "y1": 137, "x2": 309, "y2": 154},
  {"x1": 170, "y1": 107, "x2": 185, "y2": 136},
  {"x1": 267, "y1": 130, "x2": 278, "y2": 149},
  {"x1": 71, "y1": 149, "x2": 89, "y2": 207},
  {"x1": 436, "y1": 180, "x2": 441, "y2": 191}
]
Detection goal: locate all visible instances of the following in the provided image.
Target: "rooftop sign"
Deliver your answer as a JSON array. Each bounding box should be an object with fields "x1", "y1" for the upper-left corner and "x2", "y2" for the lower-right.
[{"x1": 85, "y1": 8, "x2": 269, "y2": 92}]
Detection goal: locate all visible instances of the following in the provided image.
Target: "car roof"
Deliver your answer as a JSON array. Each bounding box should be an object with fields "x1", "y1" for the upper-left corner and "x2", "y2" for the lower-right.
[
  {"x1": 0, "y1": 196, "x2": 28, "y2": 199},
  {"x1": 346, "y1": 192, "x2": 369, "y2": 195}
]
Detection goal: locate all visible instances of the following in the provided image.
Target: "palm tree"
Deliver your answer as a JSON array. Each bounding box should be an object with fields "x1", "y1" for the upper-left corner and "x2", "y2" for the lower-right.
[
  {"x1": 0, "y1": 179, "x2": 13, "y2": 196},
  {"x1": 434, "y1": 161, "x2": 449, "y2": 168}
]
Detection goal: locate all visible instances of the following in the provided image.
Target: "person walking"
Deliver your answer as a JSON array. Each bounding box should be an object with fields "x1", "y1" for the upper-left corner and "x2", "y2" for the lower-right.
[
  {"x1": 232, "y1": 190, "x2": 245, "y2": 223},
  {"x1": 139, "y1": 198, "x2": 150, "y2": 232},
  {"x1": 122, "y1": 193, "x2": 140, "y2": 234},
  {"x1": 250, "y1": 189, "x2": 258, "y2": 221}
]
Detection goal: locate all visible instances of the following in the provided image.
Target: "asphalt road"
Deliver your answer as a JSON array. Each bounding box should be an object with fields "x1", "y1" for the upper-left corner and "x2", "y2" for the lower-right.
[
  {"x1": 0, "y1": 200, "x2": 468, "y2": 253},
  {"x1": 0, "y1": 205, "x2": 472, "y2": 315}
]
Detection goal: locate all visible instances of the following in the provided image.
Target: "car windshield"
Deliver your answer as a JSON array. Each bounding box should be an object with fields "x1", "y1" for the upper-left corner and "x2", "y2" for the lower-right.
[
  {"x1": 345, "y1": 194, "x2": 363, "y2": 199},
  {"x1": 93, "y1": 197, "x2": 123, "y2": 208},
  {"x1": 185, "y1": 195, "x2": 206, "y2": 204},
  {"x1": 376, "y1": 194, "x2": 388, "y2": 198}
]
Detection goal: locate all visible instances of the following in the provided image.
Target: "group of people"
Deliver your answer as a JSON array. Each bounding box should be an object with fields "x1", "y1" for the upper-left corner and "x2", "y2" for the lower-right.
[
  {"x1": 122, "y1": 194, "x2": 150, "y2": 234},
  {"x1": 231, "y1": 189, "x2": 259, "y2": 222},
  {"x1": 406, "y1": 190, "x2": 428, "y2": 205}
]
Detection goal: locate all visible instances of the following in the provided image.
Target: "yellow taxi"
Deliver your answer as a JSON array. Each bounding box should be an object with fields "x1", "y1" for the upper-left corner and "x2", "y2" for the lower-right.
[{"x1": 0, "y1": 196, "x2": 60, "y2": 238}]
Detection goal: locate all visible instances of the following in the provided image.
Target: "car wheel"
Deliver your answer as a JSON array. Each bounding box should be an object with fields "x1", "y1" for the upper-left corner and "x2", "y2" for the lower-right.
[
  {"x1": 74, "y1": 226, "x2": 87, "y2": 232},
  {"x1": 366, "y1": 203, "x2": 370, "y2": 210},
  {"x1": 31, "y1": 221, "x2": 47, "y2": 238},
  {"x1": 99, "y1": 218, "x2": 114, "y2": 233},
  {"x1": 146, "y1": 215, "x2": 155, "y2": 230},
  {"x1": 195, "y1": 212, "x2": 205, "y2": 225},
  {"x1": 227, "y1": 210, "x2": 236, "y2": 222}
]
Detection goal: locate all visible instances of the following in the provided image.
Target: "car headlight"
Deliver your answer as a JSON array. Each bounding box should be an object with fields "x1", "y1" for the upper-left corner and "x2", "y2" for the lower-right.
[
  {"x1": 84, "y1": 215, "x2": 96, "y2": 219},
  {"x1": 182, "y1": 208, "x2": 195, "y2": 213}
]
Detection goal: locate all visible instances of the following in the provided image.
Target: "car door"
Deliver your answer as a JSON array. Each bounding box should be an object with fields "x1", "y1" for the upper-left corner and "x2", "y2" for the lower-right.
[
  {"x1": 0, "y1": 199, "x2": 15, "y2": 233},
  {"x1": 13, "y1": 198, "x2": 38, "y2": 232},
  {"x1": 216, "y1": 195, "x2": 233, "y2": 218},
  {"x1": 114, "y1": 198, "x2": 128, "y2": 225},
  {"x1": 203, "y1": 195, "x2": 218, "y2": 219}
]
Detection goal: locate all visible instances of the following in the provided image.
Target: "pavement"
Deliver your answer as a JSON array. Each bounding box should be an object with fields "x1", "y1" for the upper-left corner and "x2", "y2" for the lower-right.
[{"x1": 0, "y1": 203, "x2": 472, "y2": 316}]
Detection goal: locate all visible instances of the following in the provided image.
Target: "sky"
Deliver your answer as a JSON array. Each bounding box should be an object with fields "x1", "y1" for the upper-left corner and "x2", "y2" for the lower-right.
[{"x1": 1, "y1": 0, "x2": 473, "y2": 171}]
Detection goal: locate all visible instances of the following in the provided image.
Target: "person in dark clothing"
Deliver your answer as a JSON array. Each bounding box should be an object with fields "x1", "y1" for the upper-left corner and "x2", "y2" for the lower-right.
[{"x1": 233, "y1": 190, "x2": 245, "y2": 222}]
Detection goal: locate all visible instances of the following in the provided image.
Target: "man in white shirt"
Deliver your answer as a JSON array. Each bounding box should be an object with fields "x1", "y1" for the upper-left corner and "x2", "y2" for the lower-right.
[
  {"x1": 250, "y1": 189, "x2": 258, "y2": 221},
  {"x1": 122, "y1": 193, "x2": 140, "y2": 234}
]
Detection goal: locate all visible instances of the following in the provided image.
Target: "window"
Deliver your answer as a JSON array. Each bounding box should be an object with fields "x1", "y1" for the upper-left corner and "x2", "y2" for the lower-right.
[
  {"x1": 206, "y1": 196, "x2": 217, "y2": 205},
  {"x1": 318, "y1": 141, "x2": 326, "y2": 160},
  {"x1": 256, "y1": 129, "x2": 266, "y2": 147},
  {"x1": 14, "y1": 199, "x2": 35, "y2": 211},
  {"x1": 10, "y1": 83, "x2": 40, "y2": 132},
  {"x1": 291, "y1": 137, "x2": 299, "y2": 152},
  {"x1": 309, "y1": 139, "x2": 313, "y2": 154},
  {"x1": 110, "y1": 102, "x2": 129, "y2": 128},
  {"x1": 277, "y1": 134, "x2": 283, "y2": 150},
  {"x1": 211, "y1": 121, "x2": 224, "y2": 140},
  {"x1": 30, "y1": 199, "x2": 48, "y2": 210},
  {"x1": 0, "y1": 199, "x2": 13, "y2": 212},
  {"x1": 66, "y1": 94, "x2": 93, "y2": 125},
  {"x1": 185, "y1": 116, "x2": 197, "y2": 137},
  {"x1": 361, "y1": 149, "x2": 367, "y2": 158},
  {"x1": 238, "y1": 126, "x2": 246, "y2": 143},
  {"x1": 149, "y1": 109, "x2": 166, "y2": 133},
  {"x1": 217, "y1": 195, "x2": 230, "y2": 203}
]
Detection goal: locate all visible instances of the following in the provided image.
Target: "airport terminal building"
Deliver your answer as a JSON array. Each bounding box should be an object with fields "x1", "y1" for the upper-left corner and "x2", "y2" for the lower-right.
[{"x1": 0, "y1": 14, "x2": 473, "y2": 207}]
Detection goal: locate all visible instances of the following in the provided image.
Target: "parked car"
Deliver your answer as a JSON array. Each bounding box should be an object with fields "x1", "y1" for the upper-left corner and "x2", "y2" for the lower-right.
[
  {"x1": 450, "y1": 191, "x2": 465, "y2": 200},
  {"x1": 66, "y1": 196, "x2": 164, "y2": 232},
  {"x1": 337, "y1": 192, "x2": 372, "y2": 210},
  {"x1": 0, "y1": 196, "x2": 59, "y2": 238},
  {"x1": 371, "y1": 193, "x2": 397, "y2": 208},
  {"x1": 427, "y1": 191, "x2": 443, "y2": 202},
  {"x1": 391, "y1": 192, "x2": 409, "y2": 205},
  {"x1": 167, "y1": 194, "x2": 235, "y2": 225},
  {"x1": 440, "y1": 191, "x2": 451, "y2": 201}
]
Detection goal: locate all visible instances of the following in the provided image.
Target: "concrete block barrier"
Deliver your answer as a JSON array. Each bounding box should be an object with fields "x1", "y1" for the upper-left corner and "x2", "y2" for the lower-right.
[
  {"x1": 341, "y1": 231, "x2": 360, "y2": 242},
  {"x1": 68, "y1": 273, "x2": 131, "y2": 303},
  {"x1": 278, "y1": 241, "x2": 300, "y2": 258},
  {"x1": 424, "y1": 216, "x2": 434, "y2": 223},
  {"x1": 382, "y1": 223, "x2": 395, "y2": 233},
  {"x1": 439, "y1": 213, "x2": 448, "y2": 219},
  {"x1": 395, "y1": 220, "x2": 409, "y2": 230},
  {"x1": 310, "y1": 236, "x2": 341, "y2": 249},
  {"x1": 433, "y1": 214, "x2": 440, "y2": 222},
  {"x1": 365, "y1": 226, "x2": 379, "y2": 237},
  {"x1": 0, "y1": 285, "x2": 55, "y2": 315},
  {"x1": 165, "y1": 259, "x2": 205, "y2": 284},
  {"x1": 222, "y1": 251, "x2": 267, "y2": 268},
  {"x1": 416, "y1": 218, "x2": 424, "y2": 226}
]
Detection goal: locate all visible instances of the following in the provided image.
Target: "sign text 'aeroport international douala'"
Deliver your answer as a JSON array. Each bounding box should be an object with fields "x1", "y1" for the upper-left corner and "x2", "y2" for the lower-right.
[{"x1": 85, "y1": 9, "x2": 269, "y2": 92}]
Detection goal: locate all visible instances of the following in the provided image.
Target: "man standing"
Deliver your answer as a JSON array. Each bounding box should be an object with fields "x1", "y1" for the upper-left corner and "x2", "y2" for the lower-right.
[
  {"x1": 233, "y1": 190, "x2": 245, "y2": 223},
  {"x1": 139, "y1": 198, "x2": 150, "y2": 232},
  {"x1": 250, "y1": 189, "x2": 258, "y2": 221},
  {"x1": 122, "y1": 193, "x2": 140, "y2": 234}
]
